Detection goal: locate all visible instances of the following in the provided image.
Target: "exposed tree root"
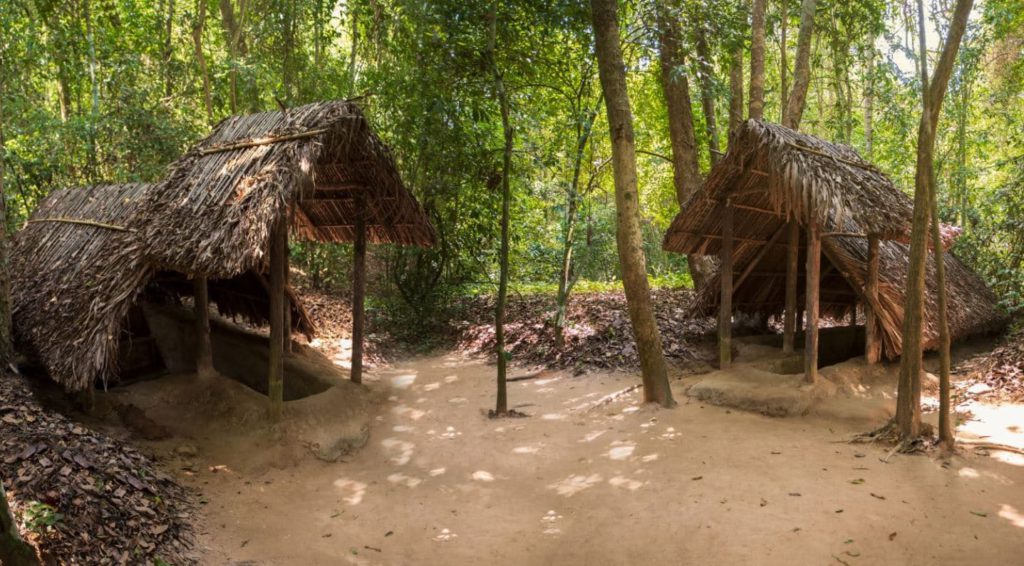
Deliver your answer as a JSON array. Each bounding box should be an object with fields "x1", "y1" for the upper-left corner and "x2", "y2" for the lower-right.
[
  {"x1": 957, "y1": 440, "x2": 1024, "y2": 456},
  {"x1": 582, "y1": 384, "x2": 643, "y2": 413}
]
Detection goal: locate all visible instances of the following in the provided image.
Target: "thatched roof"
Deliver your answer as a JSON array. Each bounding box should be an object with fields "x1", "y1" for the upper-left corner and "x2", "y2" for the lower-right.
[
  {"x1": 663, "y1": 120, "x2": 1007, "y2": 359},
  {"x1": 11, "y1": 184, "x2": 313, "y2": 392},
  {"x1": 143, "y1": 100, "x2": 436, "y2": 278}
]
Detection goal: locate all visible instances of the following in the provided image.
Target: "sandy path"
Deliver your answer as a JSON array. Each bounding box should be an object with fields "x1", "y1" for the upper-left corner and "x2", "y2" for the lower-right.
[{"x1": 188, "y1": 354, "x2": 1024, "y2": 565}]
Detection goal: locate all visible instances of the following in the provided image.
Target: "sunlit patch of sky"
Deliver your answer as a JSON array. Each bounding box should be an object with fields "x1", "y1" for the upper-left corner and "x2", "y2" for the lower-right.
[{"x1": 877, "y1": 0, "x2": 985, "y2": 79}]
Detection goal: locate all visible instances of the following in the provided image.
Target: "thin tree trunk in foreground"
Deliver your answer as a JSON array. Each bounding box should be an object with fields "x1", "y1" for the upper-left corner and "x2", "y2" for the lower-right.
[
  {"x1": 489, "y1": 3, "x2": 514, "y2": 415},
  {"x1": 749, "y1": 0, "x2": 767, "y2": 120},
  {"x1": 782, "y1": 0, "x2": 816, "y2": 130},
  {"x1": 591, "y1": 0, "x2": 674, "y2": 407},
  {"x1": 896, "y1": 0, "x2": 972, "y2": 440},
  {"x1": 194, "y1": 276, "x2": 215, "y2": 378}
]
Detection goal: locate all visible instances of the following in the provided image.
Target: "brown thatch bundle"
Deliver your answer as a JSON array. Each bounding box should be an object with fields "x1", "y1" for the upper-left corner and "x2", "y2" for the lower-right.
[
  {"x1": 11, "y1": 184, "x2": 313, "y2": 392},
  {"x1": 12, "y1": 184, "x2": 156, "y2": 391},
  {"x1": 663, "y1": 120, "x2": 1007, "y2": 359},
  {"x1": 144, "y1": 100, "x2": 435, "y2": 279}
]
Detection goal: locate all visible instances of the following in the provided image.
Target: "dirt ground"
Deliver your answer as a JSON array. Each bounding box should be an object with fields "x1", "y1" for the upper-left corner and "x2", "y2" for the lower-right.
[{"x1": 104, "y1": 351, "x2": 1024, "y2": 566}]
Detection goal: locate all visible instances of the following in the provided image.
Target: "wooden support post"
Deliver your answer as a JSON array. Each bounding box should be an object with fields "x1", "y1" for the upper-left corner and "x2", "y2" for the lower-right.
[
  {"x1": 350, "y1": 195, "x2": 367, "y2": 384},
  {"x1": 864, "y1": 234, "x2": 881, "y2": 363},
  {"x1": 804, "y1": 220, "x2": 821, "y2": 384},
  {"x1": 283, "y1": 239, "x2": 292, "y2": 355},
  {"x1": 268, "y1": 216, "x2": 287, "y2": 423},
  {"x1": 719, "y1": 203, "x2": 734, "y2": 369},
  {"x1": 782, "y1": 220, "x2": 799, "y2": 354},
  {"x1": 194, "y1": 276, "x2": 214, "y2": 378}
]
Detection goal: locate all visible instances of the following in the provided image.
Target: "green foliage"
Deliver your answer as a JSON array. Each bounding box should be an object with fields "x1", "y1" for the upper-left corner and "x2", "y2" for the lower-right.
[
  {"x1": 22, "y1": 501, "x2": 63, "y2": 534},
  {"x1": 0, "y1": 0, "x2": 1020, "y2": 330}
]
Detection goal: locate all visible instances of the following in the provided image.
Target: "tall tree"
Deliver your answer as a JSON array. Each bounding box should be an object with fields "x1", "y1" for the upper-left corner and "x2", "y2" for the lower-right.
[
  {"x1": 728, "y1": 47, "x2": 744, "y2": 143},
  {"x1": 692, "y1": 19, "x2": 721, "y2": 164},
  {"x1": 656, "y1": 0, "x2": 712, "y2": 288},
  {"x1": 591, "y1": 0, "x2": 675, "y2": 408},
  {"x1": 488, "y1": 3, "x2": 514, "y2": 416},
  {"x1": 0, "y1": 44, "x2": 11, "y2": 364},
  {"x1": 192, "y1": 0, "x2": 214, "y2": 122},
  {"x1": 895, "y1": 0, "x2": 974, "y2": 440},
  {"x1": 782, "y1": 0, "x2": 816, "y2": 129},
  {"x1": 749, "y1": 0, "x2": 767, "y2": 119}
]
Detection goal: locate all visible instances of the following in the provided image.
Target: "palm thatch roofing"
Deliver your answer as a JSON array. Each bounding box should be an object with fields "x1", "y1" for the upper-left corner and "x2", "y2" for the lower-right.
[
  {"x1": 663, "y1": 120, "x2": 1007, "y2": 360},
  {"x1": 11, "y1": 183, "x2": 313, "y2": 392},
  {"x1": 143, "y1": 99, "x2": 436, "y2": 278}
]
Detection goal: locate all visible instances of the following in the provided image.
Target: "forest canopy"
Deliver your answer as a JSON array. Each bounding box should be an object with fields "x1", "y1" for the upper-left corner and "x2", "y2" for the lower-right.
[{"x1": 1, "y1": 0, "x2": 1022, "y2": 322}]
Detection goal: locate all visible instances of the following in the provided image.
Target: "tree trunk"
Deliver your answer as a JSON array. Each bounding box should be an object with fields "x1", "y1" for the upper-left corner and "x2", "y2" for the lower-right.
[
  {"x1": 1, "y1": 484, "x2": 38, "y2": 566},
  {"x1": 349, "y1": 2, "x2": 359, "y2": 96},
  {"x1": 192, "y1": 0, "x2": 214, "y2": 123},
  {"x1": 163, "y1": 0, "x2": 176, "y2": 99},
  {"x1": 591, "y1": 0, "x2": 675, "y2": 408},
  {"x1": 782, "y1": 0, "x2": 816, "y2": 130},
  {"x1": 749, "y1": 0, "x2": 767, "y2": 120},
  {"x1": 692, "y1": 22, "x2": 721, "y2": 165},
  {"x1": 728, "y1": 46, "x2": 744, "y2": 146},
  {"x1": 779, "y1": 0, "x2": 789, "y2": 121},
  {"x1": 555, "y1": 94, "x2": 601, "y2": 348},
  {"x1": 656, "y1": 1, "x2": 711, "y2": 289},
  {"x1": 488, "y1": 3, "x2": 513, "y2": 415},
  {"x1": 218, "y1": 0, "x2": 248, "y2": 113},
  {"x1": 931, "y1": 182, "x2": 953, "y2": 447},
  {"x1": 897, "y1": 0, "x2": 972, "y2": 440},
  {"x1": 193, "y1": 276, "x2": 215, "y2": 378},
  {"x1": 0, "y1": 69, "x2": 11, "y2": 364},
  {"x1": 863, "y1": 50, "x2": 874, "y2": 158}
]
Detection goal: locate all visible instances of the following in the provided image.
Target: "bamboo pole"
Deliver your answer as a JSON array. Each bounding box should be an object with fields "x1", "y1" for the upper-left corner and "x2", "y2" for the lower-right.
[
  {"x1": 351, "y1": 192, "x2": 367, "y2": 384},
  {"x1": 804, "y1": 218, "x2": 821, "y2": 383},
  {"x1": 26, "y1": 217, "x2": 132, "y2": 232},
  {"x1": 733, "y1": 223, "x2": 787, "y2": 292},
  {"x1": 268, "y1": 217, "x2": 287, "y2": 423},
  {"x1": 193, "y1": 276, "x2": 214, "y2": 378},
  {"x1": 783, "y1": 220, "x2": 799, "y2": 354},
  {"x1": 197, "y1": 127, "x2": 330, "y2": 155},
  {"x1": 719, "y1": 203, "x2": 734, "y2": 369}
]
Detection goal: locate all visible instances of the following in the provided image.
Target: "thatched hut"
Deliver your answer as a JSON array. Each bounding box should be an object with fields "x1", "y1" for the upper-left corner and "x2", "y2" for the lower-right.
[
  {"x1": 663, "y1": 120, "x2": 1005, "y2": 379},
  {"x1": 142, "y1": 100, "x2": 435, "y2": 419},
  {"x1": 11, "y1": 183, "x2": 314, "y2": 392}
]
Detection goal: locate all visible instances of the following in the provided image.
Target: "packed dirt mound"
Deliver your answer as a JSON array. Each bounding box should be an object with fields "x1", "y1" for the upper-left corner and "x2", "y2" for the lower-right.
[
  {"x1": 0, "y1": 372, "x2": 197, "y2": 564},
  {"x1": 100, "y1": 370, "x2": 381, "y2": 473},
  {"x1": 954, "y1": 325, "x2": 1024, "y2": 401},
  {"x1": 455, "y1": 289, "x2": 717, "y2": 372}
]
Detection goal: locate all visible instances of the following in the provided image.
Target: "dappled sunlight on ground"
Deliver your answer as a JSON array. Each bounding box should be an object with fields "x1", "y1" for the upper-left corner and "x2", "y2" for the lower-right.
[
  {"x1": 192, "y1": 354, "x2": 1024, "y2": 565},
  {"x1": 998, "y1": 504, "x2": 1024, "y2": 528}
]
